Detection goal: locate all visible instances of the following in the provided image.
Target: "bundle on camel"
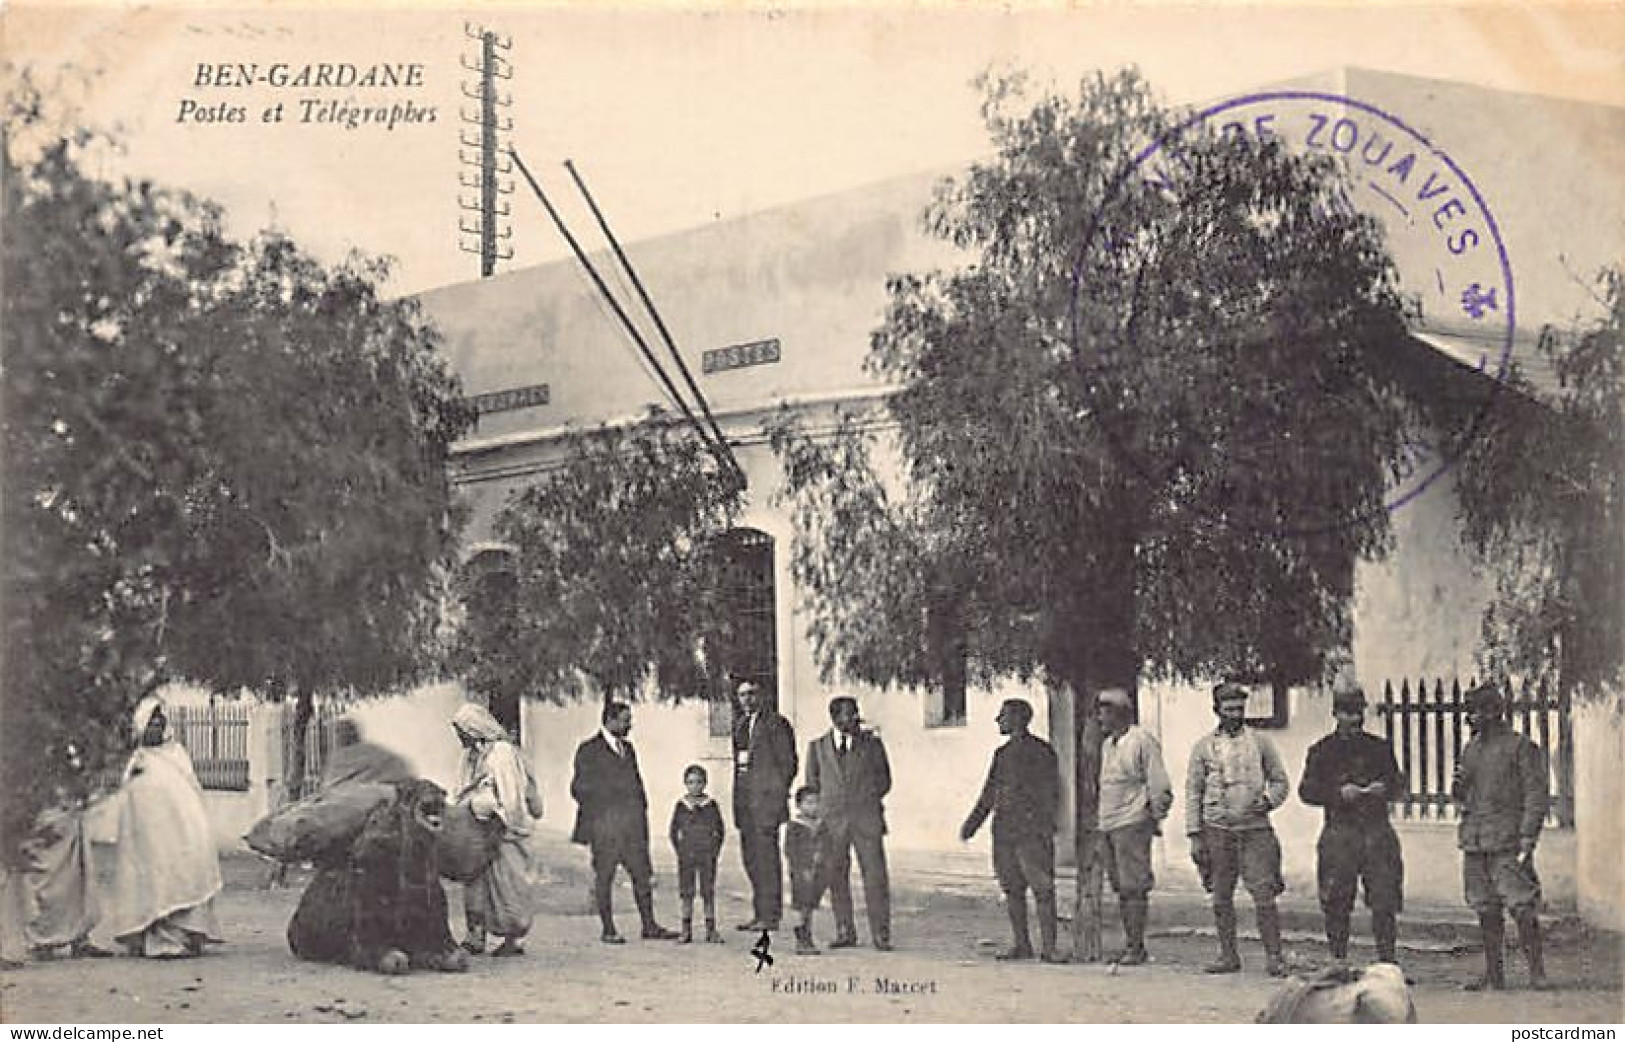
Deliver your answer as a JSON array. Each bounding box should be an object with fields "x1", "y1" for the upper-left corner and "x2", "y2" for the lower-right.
[
  {"x1": 246, "y1": 726, "x2": 416, "y2": 867},
  {"x1": 286, "y1": 779, "x2": 468, "y2": 974}
]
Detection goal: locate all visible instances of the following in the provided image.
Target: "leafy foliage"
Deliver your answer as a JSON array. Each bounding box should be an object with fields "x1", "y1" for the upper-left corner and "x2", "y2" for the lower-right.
[
  {"x1": 1, "y1": 72, "x2": 474, "y2": 862},
  {"x1": 1448, "y1": 271, "x2": 1624, "y2": 700},
  {"x1": 450, "y1": 418, "x2": 745, "y2": 704},
  {"x1": 774, "y1": 67, "x2": 1415, "y2": 708}
]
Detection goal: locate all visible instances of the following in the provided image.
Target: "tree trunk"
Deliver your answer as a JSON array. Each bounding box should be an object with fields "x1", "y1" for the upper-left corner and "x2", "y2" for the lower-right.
[
  {"x1": 286, "y1": 688, "x2": 313, "y2": 802},
  {"x1": 1073, "y1": 684, "x2": 1105, "y2": 961},
  {"x1": 1068, "y1": 507, "x2": 1141, "y2": 962}
]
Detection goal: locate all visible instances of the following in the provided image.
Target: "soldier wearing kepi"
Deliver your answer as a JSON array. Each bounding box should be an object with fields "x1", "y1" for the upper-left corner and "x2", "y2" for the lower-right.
[
  {"x1": 1095, "y1": 687, "x2": 1173, "y2": 966},
  {"x1": 1186, "y1": 682, "x2": 1291, "y2": 976},
  {"x1": 1298, "y1": 674, "x2": 1405, "y2": 966},
  {"x1": 1454, "y1": 682, "x2": 1551, "y2": 991}
]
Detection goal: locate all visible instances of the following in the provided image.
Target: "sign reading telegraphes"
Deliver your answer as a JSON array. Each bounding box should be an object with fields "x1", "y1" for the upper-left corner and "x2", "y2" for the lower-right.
[
  {"x1": 464, "y1": 383, "x2": 550, "y2": 415},
  {"x1": 703, "y1": 338, "x2": 781, "y2": 374}
]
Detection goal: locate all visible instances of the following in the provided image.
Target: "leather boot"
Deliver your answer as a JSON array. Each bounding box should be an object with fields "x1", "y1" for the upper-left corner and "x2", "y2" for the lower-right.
[
  {"x1": 1035, "y1": 891, "x2": 1068, "y2": 963},
  {"x1": 1205, "y1": 902, "x2": 1241, "y2": 973},
  {"x1": 462, "y1": 922, "x2": 486, "y2": 956},
  {"x1": 1326, "y1": 910, "x2": 1351, "y2": 961},
  {"x1": 1124, "y1": 898, "x2": 1151, "y2": 964},
  {"x1": 998, "y1": 894, "x2": 1034, "y2": 959},
  {"x1": 1515, "y1": 910, "x2": 1551, "y2": 990},
  {"x1": 1258, "y1": 900, "x2": 1287, "y2": 976},
  {"x1": 1465, "y1": 911, "x2": 1506, "y2": 991},
  {"x1": 1373, "y1": 911, "x2": 1399, "y2": 965},
  {"x1": 1113, "y1": 898, "x2": 1149, "y2": 965}
]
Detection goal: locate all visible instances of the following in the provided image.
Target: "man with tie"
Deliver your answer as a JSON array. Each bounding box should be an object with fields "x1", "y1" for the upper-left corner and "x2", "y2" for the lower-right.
[
  {"x1": 804, "y1": 696, "x2": 893, "y2": 950},
  {"x1": 569, "y1": 701, "x2": 680, "y2": 944},
  {"x1": 731, "y1": 681, "x2": 798, "y2": 932}
]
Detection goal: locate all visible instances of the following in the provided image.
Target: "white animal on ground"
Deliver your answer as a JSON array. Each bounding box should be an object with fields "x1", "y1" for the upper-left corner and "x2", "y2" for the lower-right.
[{"x1": 1256, "y1": 962, "x2": 1418, "y2": 1023}]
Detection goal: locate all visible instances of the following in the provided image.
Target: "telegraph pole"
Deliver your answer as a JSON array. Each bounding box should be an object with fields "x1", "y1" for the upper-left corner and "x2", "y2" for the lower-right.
[{"x1": 459, "y1": 24, "x2": 513, "y2": 277}]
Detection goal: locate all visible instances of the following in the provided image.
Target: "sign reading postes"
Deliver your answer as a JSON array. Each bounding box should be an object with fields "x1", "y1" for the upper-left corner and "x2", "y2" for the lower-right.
[
  {"x1": 464, "y1": 383, "x2": 550, "y2": 415},
  {"x1": 703, "y1": 338, "x2": 781, "y2": 374}
]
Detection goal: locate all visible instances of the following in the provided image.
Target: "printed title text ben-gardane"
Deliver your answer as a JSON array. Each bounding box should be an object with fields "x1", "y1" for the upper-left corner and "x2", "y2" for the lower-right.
[{"x1": 179, "y1": 63, "x2": 436, "y2": 130}]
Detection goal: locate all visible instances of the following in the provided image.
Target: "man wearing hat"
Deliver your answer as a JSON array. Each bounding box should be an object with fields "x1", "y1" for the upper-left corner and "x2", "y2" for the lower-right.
[
  {"x1": 1186, "y1": 682, "x2": 1291, "y2": 976},
  {"x1": 1298, "y1": 674, "x2": 1405, "y2": 965},
  {"x1": 1453, "y1": 682, "x2": 1550, "y2": 991},
  {"x1": 731, "y1": 680, "x2": 798, "y2": 932},
  {"x1": 1096, "y1": 687, "x2": 1173, "y2": 966}
]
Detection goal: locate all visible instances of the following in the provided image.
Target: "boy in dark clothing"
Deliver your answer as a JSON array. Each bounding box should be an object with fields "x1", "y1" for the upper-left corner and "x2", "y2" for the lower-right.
[
  {"x1": 668, "y1": 764, "x2": 726, "y2": 944},
  {"x1": 784, "y1": 786, "x2": 827, "y2": 955}
]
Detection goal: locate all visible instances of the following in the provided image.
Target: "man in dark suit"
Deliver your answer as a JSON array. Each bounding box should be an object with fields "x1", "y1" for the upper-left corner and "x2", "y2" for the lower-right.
[
  {"x1": 960, "y1": 698, "x2": 1068, "y2": 963},
  {"x1": 731, "y1": 681, "x2": 798, "y2": 931},
  {"x1": 805, "y1": 696, "x2": 893, "y2": 950},
  {"x1": 569, "y1": 701, "x2": 679, "y2": 944}
]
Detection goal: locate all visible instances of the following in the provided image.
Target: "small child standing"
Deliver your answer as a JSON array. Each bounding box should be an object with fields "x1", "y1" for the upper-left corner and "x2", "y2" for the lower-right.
[
  {"x1": 668, "y1": 764, "x2": 726, "y2": 944},
  {"x1": 784, "y1": 785, "x2": 827, "y2": 955}
]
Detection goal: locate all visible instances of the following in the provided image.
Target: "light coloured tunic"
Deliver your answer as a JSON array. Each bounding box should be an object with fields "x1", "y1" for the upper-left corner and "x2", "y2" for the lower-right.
[
  {"x1": 1185, "y1": 726, "x2": 1289, "y2": 833},
  {"x1": 452, "y1": 704, "x2": 537, "y2": 939},
  {"x1": 1098, "y1": 725, "x2": 1174, "y2": 832}
]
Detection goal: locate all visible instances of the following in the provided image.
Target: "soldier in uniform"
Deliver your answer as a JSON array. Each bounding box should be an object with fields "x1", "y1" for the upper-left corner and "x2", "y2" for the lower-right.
[
  {"x1": 1298, "y1": 676, "x2": 1405, "y2": 965},
  {"x1": 1186, "y1": 683, "x2": 1291, "y2": 976},
  {"x1": 1096, "y1": 687, "x2": 1173, "y2": 966},
  {"x1": 1454, "y1": 683, "x2": 1550, "y2": 991},
  {"x1": 960, "y1": 698, "x2": 1068, "y2": 964}
]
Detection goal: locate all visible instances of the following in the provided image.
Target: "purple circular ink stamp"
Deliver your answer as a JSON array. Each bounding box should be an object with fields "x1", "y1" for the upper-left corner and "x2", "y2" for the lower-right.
[{"x1": 1071, "y1": 90, "x2": 1516, "y2": 535}]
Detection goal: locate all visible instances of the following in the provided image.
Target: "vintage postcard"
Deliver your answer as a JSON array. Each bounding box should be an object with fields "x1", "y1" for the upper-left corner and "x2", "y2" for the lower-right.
[{"x1": 2, "y1": 1, "x2": 1622, "y2": 1026}]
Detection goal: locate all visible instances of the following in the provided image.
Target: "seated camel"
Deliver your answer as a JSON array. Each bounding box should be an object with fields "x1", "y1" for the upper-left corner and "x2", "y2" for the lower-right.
[{"x1": 287, "y1": 779, "x2": 468, "y2": 975}]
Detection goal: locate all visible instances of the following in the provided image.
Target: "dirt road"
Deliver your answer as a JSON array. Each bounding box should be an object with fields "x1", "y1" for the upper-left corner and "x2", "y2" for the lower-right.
[{"x1": 2, "y1": 846, "x2": 1619, "y2": 1024}]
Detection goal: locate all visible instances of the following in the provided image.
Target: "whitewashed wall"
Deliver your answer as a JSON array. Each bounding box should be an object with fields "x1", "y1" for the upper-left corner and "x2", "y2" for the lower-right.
[{"x1": 1573, "y1": 698, "x2": 1624, "y2": 930}]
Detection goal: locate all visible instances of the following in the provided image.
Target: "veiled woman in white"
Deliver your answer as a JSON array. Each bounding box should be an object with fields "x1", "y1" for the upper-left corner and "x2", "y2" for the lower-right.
[
  {"x1": 0, "y1": 743, "x2": 111, "y2": 966},
  {"x1": 104, "y1": 696, "x2": 222, "y2": 958},
  {"x1": 451, "y1": 704, "x2": 538, "y2": 957}
]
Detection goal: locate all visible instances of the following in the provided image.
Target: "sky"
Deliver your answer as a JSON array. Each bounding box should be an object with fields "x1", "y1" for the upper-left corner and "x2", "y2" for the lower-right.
[{"x1": 7, "y1": 2, "x2": 1624, "y2": 297}]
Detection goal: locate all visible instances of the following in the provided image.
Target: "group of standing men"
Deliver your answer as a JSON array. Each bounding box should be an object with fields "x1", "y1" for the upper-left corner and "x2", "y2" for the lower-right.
[
  {"x1": 569, "y1": 682, "x2": 895, "y2": 951},
  {"x1": 570, "y1": 672, "x2": 1554, "y2": 991},
  {"x1": 960, "y1": 677, "x2": 1552, "y2": 991}
]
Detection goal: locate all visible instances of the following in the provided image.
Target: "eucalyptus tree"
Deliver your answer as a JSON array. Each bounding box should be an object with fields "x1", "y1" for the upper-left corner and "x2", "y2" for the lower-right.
[{"x1": 773, "y1": 68, "x2": 1414, "y2": 955}]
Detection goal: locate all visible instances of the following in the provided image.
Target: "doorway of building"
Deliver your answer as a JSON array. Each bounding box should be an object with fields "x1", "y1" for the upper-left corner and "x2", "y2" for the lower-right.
[{"x1": 709, "y1": 527, "x2": 778, "y2": 735}]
